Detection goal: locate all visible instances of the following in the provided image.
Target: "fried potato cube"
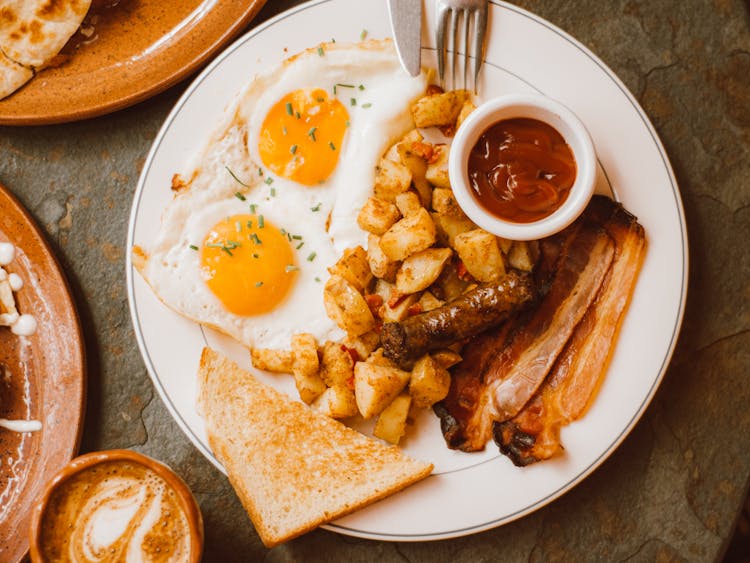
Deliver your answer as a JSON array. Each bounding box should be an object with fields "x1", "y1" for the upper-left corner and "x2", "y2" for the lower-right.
[
  {"x1": 328, "y1": 245, "x2": 372, "y2": 293},
  {"x1": 409, "y1": 354, "x2": 451, "y2": 408},
  {"x1": 383, "y1": 141, "x2": 402, "y2": 163},
  {"x1": 373, "y1": 394, "x2": 412, "y2": 444},
  {"x1": 433, "y1": 258, "x2": 470, "y2": 302},
  {"x1": 397, "y1": 131, "x2": 433, "y2": 208},
  {"x1": 292, "y1": 333, "x2": 319, "y2": 377},
  {"x1": 319, "y1": 341, "x2": 355, "y2": 387},
  {"x1": 432, "y1": 212, "x2": 476, "y2": 248},
  {"x1": 455, "y1": 100, "x2": 477, "y2": 131},
  {"x1": 382, "y1": 292, "x2": 421, "y2": 323},
  {"x1": 366, "y1": 233, "x2": 399, "y2": 282},
  {"x1": 508, "y1": 240, "x2": 536, "y2": 272},
  {"x1": 396, "y1": 247, "x2": 453, "y2": 294},
  {"x1": 357, "y1": 197, "x2": 401, "y2": 235},
  {"x1": 373, "y1": 158, "x2": 412, "y2": 202},
  {"x1": 354, "y1": 361, "x2": 411, "y2": 419},
  {"x1": 425, "y1": 144, "x2": 451, "y2": 189},
  {"x1": 431, "y1": 349, "x2": 462, "y2": 369},
  {"x1": 453, "y1": 229, "x2": 506, "y2": 282},
  {"x1": 411, "y1": 90, "x2": 471, "y2": 128},
  {"x1": 312, "y1": 385, "x2": 359, "y2": 419},
  {"x1": 431, "y1": 188, "x2": 465, "y2": 217},
  {"x1": 250, "y1": 348, "x2": 294, "y2": 373},
  {"x1": 417, "y1": 291, "x2": 444, "y2": 312},
  {"x1": 365, "y1": 347, "x2": 397, "y2": 367},
  {"x1": 379, "y1": 208, "x2": 437, "y2": 262},
  {"x1": 343, "y1": 331, "x2": 380, "y2": 362},
  {"x1": 395, "y1": 191, "x2": 423, "y2": 218},
  {"x1": 323, "y1": 275, "x2": 376, "y2": 336},
  {"x1": 497, "y1": 236, "x2": 513, "y2": 255}
]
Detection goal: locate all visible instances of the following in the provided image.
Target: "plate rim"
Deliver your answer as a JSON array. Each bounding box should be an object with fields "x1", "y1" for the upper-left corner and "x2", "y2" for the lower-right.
[
  {"x1": 126, "y1": 0, "x2": 689, "y2": 542},
  {"x1": 0, "y1": 0, "x2": 268, "y2": 126},
  {"x1": 0, "y1": 182, "x2": 87, "y2": 561}
]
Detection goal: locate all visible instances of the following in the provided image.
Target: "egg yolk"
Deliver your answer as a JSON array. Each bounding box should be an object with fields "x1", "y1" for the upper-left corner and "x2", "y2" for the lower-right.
[
  {"x1": 200, "y1": 214, "x2": 297, "y2": 316},
  {"x1": 258, "y1": 88, "x2": 349, "y2": 186}
]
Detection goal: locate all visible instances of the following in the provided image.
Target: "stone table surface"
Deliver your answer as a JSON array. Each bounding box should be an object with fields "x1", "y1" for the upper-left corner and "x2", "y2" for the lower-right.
[{"x1": 2, "y1": 0, "x2": 749, "y2": 561}]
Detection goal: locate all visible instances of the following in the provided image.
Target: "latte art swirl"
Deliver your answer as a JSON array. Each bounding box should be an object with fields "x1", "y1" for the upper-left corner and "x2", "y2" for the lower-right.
[{"x1": 40, "y1": 461, "x2": 191, "y2": 562}]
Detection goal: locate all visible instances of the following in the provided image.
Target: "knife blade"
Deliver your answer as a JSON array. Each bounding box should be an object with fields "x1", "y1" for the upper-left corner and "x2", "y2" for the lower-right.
[{"x1": 387, "y1": 0, "x2": 422, "y2": 76}]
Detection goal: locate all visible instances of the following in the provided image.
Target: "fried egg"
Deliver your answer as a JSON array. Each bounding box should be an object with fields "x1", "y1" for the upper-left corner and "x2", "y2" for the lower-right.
[{"x1": 135, "y1": 40, "x2": 427, "y2": 349}]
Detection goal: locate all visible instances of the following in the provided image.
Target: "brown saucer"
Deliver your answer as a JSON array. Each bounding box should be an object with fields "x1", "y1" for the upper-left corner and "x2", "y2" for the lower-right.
[
  {"x1": 0, "y1": 0, "x2": 268, "y2": 125},
  {"x1": 0, "y1": 183, "x2": 86, "y2": 563}
]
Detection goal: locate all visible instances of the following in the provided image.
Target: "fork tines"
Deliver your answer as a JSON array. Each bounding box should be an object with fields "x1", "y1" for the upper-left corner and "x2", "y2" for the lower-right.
[{"x1": 437, "y1": 0, "x2": 488, "y2": 94}]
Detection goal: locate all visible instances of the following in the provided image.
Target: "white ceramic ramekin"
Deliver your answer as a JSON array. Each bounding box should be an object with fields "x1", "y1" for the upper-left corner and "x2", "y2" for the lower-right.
[{"x1": 448, "y1": 93, "x2": 596, "y2": 241}]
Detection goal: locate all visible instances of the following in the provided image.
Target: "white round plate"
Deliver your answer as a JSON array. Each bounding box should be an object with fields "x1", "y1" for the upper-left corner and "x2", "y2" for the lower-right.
[{"x1": 127, "y1": 0, "x2": 687, "y2": 542}]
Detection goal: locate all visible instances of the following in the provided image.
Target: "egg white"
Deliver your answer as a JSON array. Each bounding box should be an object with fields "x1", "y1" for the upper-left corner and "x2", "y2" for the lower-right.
[{"x1": 137, "y1": 39, "x2": 427, "y2": 349}]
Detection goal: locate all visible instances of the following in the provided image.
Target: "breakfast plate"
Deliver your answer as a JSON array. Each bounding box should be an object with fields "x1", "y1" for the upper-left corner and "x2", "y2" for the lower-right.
[
  {"x1": 0, "y1": 184, "x2": 86, "y2": 562},
  {"x1": 127, "y1": 0, "x2": 687, "y2": 541},
  {"x1": 0, "y1": 0, "x2": 267, "y2": 126}
]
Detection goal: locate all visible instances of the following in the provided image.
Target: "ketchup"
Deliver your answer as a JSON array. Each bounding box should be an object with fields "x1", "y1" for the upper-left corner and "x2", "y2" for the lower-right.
[{"x1": 467, "y1": 118, "x2": 576, "y2": 224}]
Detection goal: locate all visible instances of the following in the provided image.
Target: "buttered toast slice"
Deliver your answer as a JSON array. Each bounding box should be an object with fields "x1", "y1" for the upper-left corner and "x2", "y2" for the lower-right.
[{"x1": 197, "y1": 348, "x2": 433, "y2": 547}]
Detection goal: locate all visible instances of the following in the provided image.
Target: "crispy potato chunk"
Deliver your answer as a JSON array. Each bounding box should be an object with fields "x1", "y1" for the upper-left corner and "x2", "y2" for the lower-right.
[
  {"x1": 508, "y1": 240, "x2": 536, "y2": 272},
  {"x1": 409, "y1": 354, "x2": 451, "y2": 408},
  {"x1": 425, "y1": 144, "x2": 451, "y2": 189},
  {"x1": 320, "y1": 341, "x2": 355, "y2": 387},
  {"x1": 328, "y1": 245, "x2": 372, "y2": 293},
  {"x1": 312, "y1": 385, "x2": 359, "y2": 419},
  {"x1": 455, "y1": 100, "x2": 477, "y2": 131},
  {"x1": 381, "y1": 292, "x2": 421, "y2": 323},
  {"x1": 365, "y1": 347, "x2": 397, "y2": 367},
  {"x1": 453, "y1": 229, "x2": 506, "y2": 282},
  {"x1": 357, "y1": 197, "x2": 401, "y2": 235},
  {"x1": 343, "y1": 331, "x2": 380, "y2": 362},
  {"x1": 373, "y1": 158, "x2": 412, "y2": 202},
  {"x1": 411, "y1": 90, "x2": 471, "y2": 128},
  {"x1": 366, "y1": 233, "x2": 399, "y2": 282},
  {"x1": 354, "y1": 361, "x2": 411, "y2": 419},
  {"x1": 397, "y1": 131, "x2": 432, "y2": 207},
  {"x1": 374, "y1": 394, "x2": 412, "y2": 444},
  {"x1": 250, "y1": 348, "x2": 294, "y2": 373},
  {"x1": 431, "y1": 187, "x2": 465, "y2": 217},
  {"x1": 497, "y1": 236, "x2": 513, "y2": 255},
  {"x1": 432, "y1": 258, "x2": 470, "y2": 301},
  {"x1": 432, "y1": 211, "x2": 476, "y2": 248},
  {"x1": 431, "y1": 349, "x2": 463, "y2": 369},
  {"x1": 379, "y1": 208, "x2": 437, "y2": 262},
  {"x1": 323, "y1": 275, "x2": 376, "y2": 336},
  {"x1": 291, "y1": 334, "x2": 325, "y2": 404},
  {"x1": 395, "y1": 191, "x2": 423, "y2": 218},
  {"x1": 417, "y1": 290, "x2": 444, "y2": 312},
  {"x1": 396, "y1": 247, "x2": 453, "y2": 294}
]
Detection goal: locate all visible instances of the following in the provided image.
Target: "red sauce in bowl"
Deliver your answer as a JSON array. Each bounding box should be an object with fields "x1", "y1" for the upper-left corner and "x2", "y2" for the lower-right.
[{"x1": 467, "y1": 118, "x2": 577, "y2": 224}]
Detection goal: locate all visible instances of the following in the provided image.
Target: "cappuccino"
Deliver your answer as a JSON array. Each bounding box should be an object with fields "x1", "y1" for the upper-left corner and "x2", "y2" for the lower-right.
[{"x1": 38, "y1": 460, "x2": 193, "y2": 562}]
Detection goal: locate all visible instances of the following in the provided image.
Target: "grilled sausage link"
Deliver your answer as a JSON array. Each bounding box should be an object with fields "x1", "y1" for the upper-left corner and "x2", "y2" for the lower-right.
[{"x1": 381, "y1": 271, "x2": 535, "y2": 369}]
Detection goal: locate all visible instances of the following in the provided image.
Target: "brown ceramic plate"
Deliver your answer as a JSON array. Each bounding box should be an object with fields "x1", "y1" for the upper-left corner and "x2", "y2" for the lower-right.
[
  {"x1": 0, "y1": 183, "x2": 86, "y2": 562},
  {"x1": 0, "y1": 0, "x2": 268, "y2": 126}
]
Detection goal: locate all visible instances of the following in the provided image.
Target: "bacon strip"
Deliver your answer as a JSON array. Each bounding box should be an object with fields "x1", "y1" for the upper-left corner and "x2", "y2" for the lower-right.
[{"x1": 494, "y1": 199, "x2": 646, "y2": 465}]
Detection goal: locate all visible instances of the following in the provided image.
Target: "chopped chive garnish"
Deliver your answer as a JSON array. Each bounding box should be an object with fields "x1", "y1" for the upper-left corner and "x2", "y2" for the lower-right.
[
  {"x1": 290, "y1": 144, "x2": 298, "y2": 154},
  {"x1": 333, "y1": 84, "x2": 337, "y2": 95},
  {"x1": 189, "y1": 244, "x2": 198, "y2": 251},
  {"x1": 336, "y1": 83, "x2": 355, "y2": 89},
  {"x1": 315, "y1": 276, "x2": 322, "y2": 282},
  {"x1": 360, "y1": 29, "x2": 367, "y2": 40},
  {"x1": 282, "y1": 125, "x2": 288, "y2": 135},
  {"x1": 221, "y1": 247, "x2": 234, "y2": 256},
  {"x1": 246, "y1": 220, "x2": 253, "y2": 228},
  {"x1": 295, "y1": 111, "x2": 301, "y2": 119},
  {"x1": 311, "y1": 203, "x2": 321, "y2": 212},
  {"x1": 287, "y1": 232, "x2": 292, "y2": 241},
  {"x1": 270, "y1": 187, "x2": 276, "y2": 197},
  {"x1": 362, "y1": 103, "x2": 372, "y2": 109},
  {"x1": 265, "y1": 177, "x2": 274, "y2": 185},
  {"x1": 251, "y1": 233, "x2": 262, "y2": 245},
  {"x1": 255, "y1": 281, "x2": 264, "y2": 287},
  {"x1": 280, "y1": 228, "x2": 287, "y2": 235},
  {"x1": 307, "y1": 252, "x2": 317, "y2": 262},
  {"x1": 296, "y1": 241, "x2": 304, "y2": 249},
  {"x1": 350, "y1": 98, "x2": 357, "y2": 106},
  {"x1": 285, "y1": 264, "x2": 299, "y2": 272},
  {"x1": 249, "y1": 204, "x2": 257, "y2": 213},
  {"x1": 331, "y1": 37, "x2": 336, "y2": 43},
  {"x1": 226, "y1": 166, "x2": 250, "y2": 187},
  {"x1": 291, "y1": 234, "x2": 303, "y2": 240},
  {"x1": 206, "y1": 243, "x2": 223, "y2": 248},
  {"x1": 345, "y1": 120, "x2": 351, "y2": 127},
  {"x1": 235, "y1": 221, "x2": 242, "y2": 233},
  {"x1": 358, "y1": 84, "x2": 365, "y2": 91},
  {"x1": 307, "y1": 127, "x2": 317, "y2": 141},
  {"x1": 285, "y1": 102, "x2": 293, "y2": 115},
  {"x1": 234, "y1": 191, "x2": 246, "y2": 201},
  {"x1": 258, "y1": 215, "x2": 265, "y2": 228},
  {"x1": 328, "y1": 141, "x2": 336, "y2": 151},
  {"x1": 258, "y1": 168, "x2": 263, "y2": 176},
  {"x1": 317, "y1": 46, "x2": 324, "y2": 56},
  {"x1": 226, "y1": 240, "x2": 241, "y2": 248},
  {"x1": 253, "y1": 253, "x2": 259, "y2": 258}
]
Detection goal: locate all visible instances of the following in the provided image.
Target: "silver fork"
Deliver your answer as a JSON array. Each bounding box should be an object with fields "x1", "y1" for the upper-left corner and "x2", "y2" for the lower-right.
[{"x1": 436, "y1": 0, "x2": 488, "y2": 93}]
